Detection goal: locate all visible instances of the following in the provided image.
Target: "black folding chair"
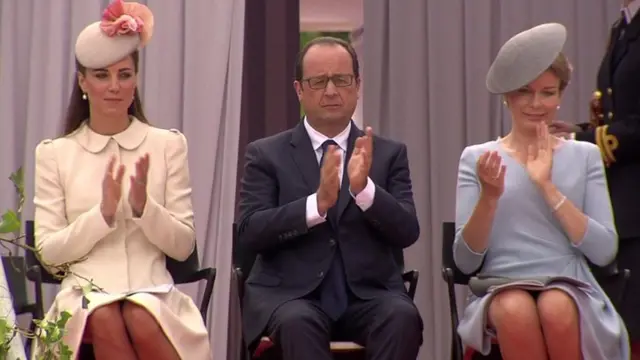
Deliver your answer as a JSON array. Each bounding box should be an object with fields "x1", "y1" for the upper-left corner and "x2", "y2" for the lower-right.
[
  {"x1": 1, "y1": 255, "x2": 44, "y2": 357},
  {"x1": 440, "y1": 221, "x2": 631, "y2": 360},
  {"x1": 23, "y1": 220, "x2": 216, "y2": 359},
  {"x1": 233, "y1": 223, "x2": 419, "y2": 359}
]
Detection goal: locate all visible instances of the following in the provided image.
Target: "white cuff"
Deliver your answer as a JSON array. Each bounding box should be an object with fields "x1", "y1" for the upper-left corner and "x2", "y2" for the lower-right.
[
  {"x1": 305, "y1": 193, "x2": 327, "y2": 228},
  {"x1": 350, "y1": 177, "x2": 376, "y2": 211}
]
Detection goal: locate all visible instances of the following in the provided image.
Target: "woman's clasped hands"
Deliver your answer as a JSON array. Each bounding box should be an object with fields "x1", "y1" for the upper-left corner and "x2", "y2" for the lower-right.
[{"x1": 100, "y1": 154, "x2": 150, "y2": 225}]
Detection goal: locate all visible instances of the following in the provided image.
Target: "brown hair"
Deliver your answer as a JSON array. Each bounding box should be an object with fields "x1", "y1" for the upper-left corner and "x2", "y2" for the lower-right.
[
  {"x1": 548, "y1": 52, "x2": 572, "y2": 92},
  {"x1": 294, "y1": 36, "x2": 360, "y2": 81},
  {"x1": 62, "y1": 50, "x2": 149, "y2": 136}
]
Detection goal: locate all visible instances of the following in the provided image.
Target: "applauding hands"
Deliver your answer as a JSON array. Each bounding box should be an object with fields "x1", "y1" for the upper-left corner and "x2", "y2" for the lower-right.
[
  {"x1": 348, "y1": 127, "x2": 374, "y2": 195},
  {"x1": 478, "y1": 123, "x2": 554, "y2": 202},
  {"x1": 101, "y1": 157, "x2": 126, "y2": 225},
  {"x1": 129, "y1": 154, "x2": 150, "y2": 217},
  {"x1": 317, "y1": 145, "x2": 342, "y2": 216},
  {"x1": 477, "y1": 151, "x2": 506, "y2": 201},
  {"x1": 100, "y1": 154, "x2": 150, "y2": 225},
  {"x1": 525, "y1": 123, "x2": 553, "y2": 186},
  {"x1": 316, "y1": 126, "x2": 375, "y2": 216}
]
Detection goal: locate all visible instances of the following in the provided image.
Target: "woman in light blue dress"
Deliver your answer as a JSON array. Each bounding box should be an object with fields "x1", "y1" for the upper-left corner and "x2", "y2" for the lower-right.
[{"x1": 453, "y1": 23, "x2": 629, "y2": 360}]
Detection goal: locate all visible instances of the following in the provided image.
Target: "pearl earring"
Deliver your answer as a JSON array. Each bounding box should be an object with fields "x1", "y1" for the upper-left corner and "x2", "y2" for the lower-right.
[
  {"x1": 557, "y1": 105, "x2": 560, "y2": 109},
  {"x1": 82, "y1": 93, "x2": 87, "y2": 100}
]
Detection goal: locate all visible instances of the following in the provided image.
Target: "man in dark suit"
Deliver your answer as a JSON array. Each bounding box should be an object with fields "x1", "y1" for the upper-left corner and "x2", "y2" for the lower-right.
[
  {"x1": 237, "y1": 37, "x2": 423, "y2": 360},
  {"x1": 550, "y1": 2, "x2": 640, "y2": 357}
]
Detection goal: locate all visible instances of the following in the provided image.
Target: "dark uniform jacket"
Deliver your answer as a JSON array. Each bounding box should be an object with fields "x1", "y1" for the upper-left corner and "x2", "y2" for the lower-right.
[{"x1": 576, "y1": 14, "x2": 640, "y2": 240}]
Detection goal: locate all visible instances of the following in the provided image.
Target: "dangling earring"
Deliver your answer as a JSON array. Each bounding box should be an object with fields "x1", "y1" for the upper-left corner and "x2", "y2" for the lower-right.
[{"x1": 82, "y1": 93, "x2": 87, "y2": 100}]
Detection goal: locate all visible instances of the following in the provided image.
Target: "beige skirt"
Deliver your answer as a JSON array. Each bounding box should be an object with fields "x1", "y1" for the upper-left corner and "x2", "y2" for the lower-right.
[{"x1": 31, "y1": 287, "x2": 212, "y2": 359}]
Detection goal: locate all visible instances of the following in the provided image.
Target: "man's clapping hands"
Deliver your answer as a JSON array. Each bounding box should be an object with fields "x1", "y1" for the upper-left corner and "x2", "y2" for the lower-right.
[
  {"x1": 348, "y1": 126, "x2": 374, "y2": 195},
  {"x1": 316, "y1": 126, "x2": 375, "y2": 216}
]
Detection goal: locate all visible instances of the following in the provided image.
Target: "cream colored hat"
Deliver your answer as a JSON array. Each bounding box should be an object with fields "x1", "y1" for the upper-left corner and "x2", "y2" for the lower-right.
[
  {"x1": 75, "y1": 0, "x2": 154, "y2": 69},
  {"x1": 486, "y1": 23, "x2": 567, "y2": 94}
]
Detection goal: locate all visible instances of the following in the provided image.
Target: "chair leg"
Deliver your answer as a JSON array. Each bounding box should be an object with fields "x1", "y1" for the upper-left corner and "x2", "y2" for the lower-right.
[{"x1": 24, "y1": 317, "x2": 37, "y2": 357}]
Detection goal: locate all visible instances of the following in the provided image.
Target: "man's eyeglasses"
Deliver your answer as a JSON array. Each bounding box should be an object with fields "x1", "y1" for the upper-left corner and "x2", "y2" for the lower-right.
[{"x1": 302, "y1": 74, "x2": 355, "y2": 90}]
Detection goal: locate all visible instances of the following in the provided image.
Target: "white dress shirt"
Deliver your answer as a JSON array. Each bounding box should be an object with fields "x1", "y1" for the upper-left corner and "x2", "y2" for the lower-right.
[{"x1": 303, "y1": 118, "x2": 376, "y2": 228}]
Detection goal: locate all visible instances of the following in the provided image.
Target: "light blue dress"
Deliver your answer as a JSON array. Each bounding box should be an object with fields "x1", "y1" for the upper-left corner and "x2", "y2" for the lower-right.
[{"x1": 453, "y1": 139, "x2": 629, "y2": 359}]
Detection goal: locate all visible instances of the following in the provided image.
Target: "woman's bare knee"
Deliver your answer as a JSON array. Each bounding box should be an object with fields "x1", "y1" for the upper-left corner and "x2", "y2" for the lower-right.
[
  {"x1": 122, "y1": 302, "x2": 162, "y2": 342},
  {"x1": 88, "y1": 302, "x2": 125, "y2": 333},
  {"x1": 537, "y1": 289, "x2": 579, "y2": 335},
  {"x1": 488, "y1": 289, "x2": 539, "y2": 330}
]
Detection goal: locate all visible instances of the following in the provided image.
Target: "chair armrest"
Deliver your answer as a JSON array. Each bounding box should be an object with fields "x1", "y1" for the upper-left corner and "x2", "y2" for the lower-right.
[
  {"x1": 402, "y1": 270, "x2": 419, "y2": 300},
  {"x1": 173, "y1": 268, "x2": 216, "y2": 323},
  {"x1": 616, "y1": 268, "x2": 631, "y2": 308},
  {"x1": 601, "y1": 261, "x2": 619, "y2": 276},
  {"x1": 26, "y1": 265, "x2": 41, "y2": 283},
  {"x1": 173, "y1": 268, "x2": 216, "y2": 285}
]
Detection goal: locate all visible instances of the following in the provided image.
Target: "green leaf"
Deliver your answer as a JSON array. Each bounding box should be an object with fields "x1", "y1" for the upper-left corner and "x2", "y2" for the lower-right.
[
  {"x1": 59, "y1": 344, "x2": 72, "y2": 359},
  {"x1": 0, "y1": 319, "x2": 8, "y2": 344},
  {"x1": 9, "y1": 168, "x2": 23, "y2": 191},
  {"x1": 0, "y1": 211, "x2": 20, "y2": 234},
  {"x1": 9, "y1": 168, "x2": 24, "y2": 216},
  {"x1": 56, "y1": 311, "x2": 72, "y2": 328}
]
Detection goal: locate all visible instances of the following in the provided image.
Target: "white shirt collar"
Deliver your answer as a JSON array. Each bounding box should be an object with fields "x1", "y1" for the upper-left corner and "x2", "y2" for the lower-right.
[
  {"x1": 71, "y1": 117, "x2": 149, "y2": 154},
  {"x1": 623, "y1": 0, "x2": 640, "y2": 24},
  {"x1": 303, "y1": 117, "x2": 351, "y2": 152}
]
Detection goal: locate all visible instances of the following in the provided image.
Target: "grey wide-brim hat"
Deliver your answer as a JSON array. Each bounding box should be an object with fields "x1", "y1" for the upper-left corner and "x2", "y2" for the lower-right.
[{"x1": 486, "y1": 23, "x2": 567, "y2": 94}]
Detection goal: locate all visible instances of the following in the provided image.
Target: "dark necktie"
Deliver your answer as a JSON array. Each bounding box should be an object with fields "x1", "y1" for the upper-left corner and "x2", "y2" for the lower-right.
[
  {"x1": 319, "y1": 139, "x2": 338, "y2": 167},
  {"x1": 318, "y1": 139, "x2": 348, "y2": 320}
]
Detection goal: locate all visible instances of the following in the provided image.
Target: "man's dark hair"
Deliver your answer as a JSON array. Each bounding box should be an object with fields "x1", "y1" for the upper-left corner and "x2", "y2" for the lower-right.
[{"x1": 294, "y1": 36, "x2": 360, "y2": 81}]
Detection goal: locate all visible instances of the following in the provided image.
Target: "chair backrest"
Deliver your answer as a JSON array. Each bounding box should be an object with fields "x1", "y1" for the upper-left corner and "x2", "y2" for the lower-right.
[
  {"x1": 25, "y1": 220, "x2": 60, "y2": 284},
  {"x1": 2, "y1": 256, "x2": 29, "y2": 312},
  {"x1": 441, "y1": 221, "x2": 478, "y2": 285},
  {"x1": 24, "y1": 220, "x2": 200, "y2": 284},
  {"x1": 167, "y1": 245, "x2": 200, "y2": 284},
  {"x1": 232, "y1": 222, "x2": 257, "y2": 281}
]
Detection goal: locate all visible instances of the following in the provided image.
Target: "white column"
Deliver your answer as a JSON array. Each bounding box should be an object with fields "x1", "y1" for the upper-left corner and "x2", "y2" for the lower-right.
[{"x1": 350, "y1": 26, "x2": 364, "y2": 128}]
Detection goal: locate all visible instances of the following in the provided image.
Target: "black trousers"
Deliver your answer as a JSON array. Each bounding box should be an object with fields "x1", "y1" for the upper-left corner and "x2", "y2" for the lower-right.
[{"x1": 265, "y1": 293, "x2": 423, "y2": 360}]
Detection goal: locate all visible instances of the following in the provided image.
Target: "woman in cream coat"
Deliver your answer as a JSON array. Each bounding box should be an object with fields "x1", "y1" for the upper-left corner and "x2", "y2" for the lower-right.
[{"x1": 32, "y1": 1, "x2": 211, "y2": 359}]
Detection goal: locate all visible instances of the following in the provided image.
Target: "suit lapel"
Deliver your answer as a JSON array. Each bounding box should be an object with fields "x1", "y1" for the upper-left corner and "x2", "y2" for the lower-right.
[
  {"x1": 612, "y1": 15, "x2": 640, "y2": 71},
  {"x1": 336, "y1": 123, "x2": 363, "y2": 222},
  {"x1": 604, "y1": 21, "x2": 621, "y2": 78},
  {"x1": 290, "y1": 122, "x2": 321, "y2": 193}
]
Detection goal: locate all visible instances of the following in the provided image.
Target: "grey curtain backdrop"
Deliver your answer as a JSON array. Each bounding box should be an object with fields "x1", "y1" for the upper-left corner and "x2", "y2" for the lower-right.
[
  {"x1": 0, "y1": 1, "x2": 245, "y2": 359},
  {"x1": 363, "y1": 1, "x2": 621, "y2": 360}
]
